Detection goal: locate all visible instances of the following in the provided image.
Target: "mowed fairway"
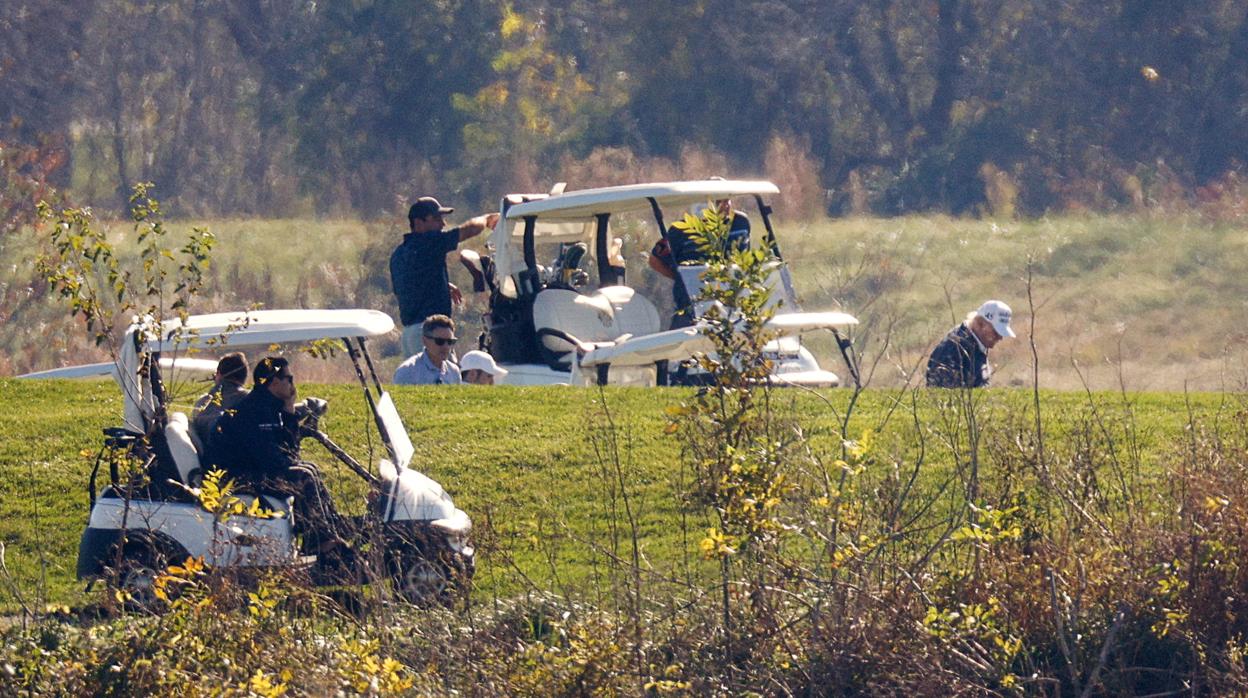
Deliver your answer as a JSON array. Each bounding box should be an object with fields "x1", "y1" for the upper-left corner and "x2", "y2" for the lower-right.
[{"x1": 0, "y1": 377, "x2": 1229, "y2": 611}]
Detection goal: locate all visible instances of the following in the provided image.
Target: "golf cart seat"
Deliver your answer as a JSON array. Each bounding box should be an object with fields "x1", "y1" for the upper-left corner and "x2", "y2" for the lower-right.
[
  {"x1": 531, "y1": 287, "x2": 662, "y2": 357},
  {"x1": 676, "y1": 261, "x2": 798, "y2": 319},
  {"x1": 533, "y1": 289, "x2": 617, "y2": 367},
  {"x1": 165, "y1": 412, "x2": 203, "y2": 487},
  {"x1": 594, "y1": 286, "x2": 661, "y2": 338}
]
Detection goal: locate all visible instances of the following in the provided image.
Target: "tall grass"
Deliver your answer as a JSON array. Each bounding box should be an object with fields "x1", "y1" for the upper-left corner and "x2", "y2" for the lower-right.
[{"x1": 5, "y1": 212, "x2": 1248, "y2": 389}]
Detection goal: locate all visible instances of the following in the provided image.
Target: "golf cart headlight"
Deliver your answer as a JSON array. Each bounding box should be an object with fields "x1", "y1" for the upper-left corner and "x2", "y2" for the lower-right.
[{"x1": 431, "y1": 515, "x2": 472, "y2": 553}]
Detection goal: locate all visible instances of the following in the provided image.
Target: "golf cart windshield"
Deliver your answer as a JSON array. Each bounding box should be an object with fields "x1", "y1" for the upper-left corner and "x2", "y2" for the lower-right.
[{"x1": 374, "y1": 392, "x2": 414, "y2": 469}]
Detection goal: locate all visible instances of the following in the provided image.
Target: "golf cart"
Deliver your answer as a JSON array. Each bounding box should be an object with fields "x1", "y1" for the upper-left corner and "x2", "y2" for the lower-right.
[
  {"x1": 75, "y1": 309, "x2": 474, "y2": 607},
  {"x1": 462, "y1": 179, "x2": 859, "y2": 386}
]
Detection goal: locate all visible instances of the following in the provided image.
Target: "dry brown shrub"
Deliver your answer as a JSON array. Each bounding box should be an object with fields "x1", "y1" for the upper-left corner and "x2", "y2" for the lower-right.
[
  {"x1": 1114, "y1": 168, "x2": 1146, "y2": 210},
  {"x1": 556, "y1": 143, "x2": 740, "y2": 191},
  {"x1": 763, "y1": 132, "x2": 824, "y2": 220},
  {"x1": 979, "y1": 162, "x2": 1019, "y2": 219},
  {"x1": 1143, "y1": 159, "x2": 1192, "y2": 215},
  {"x1": 557, "y1": 146, "x2": 670, "y2": 189},
  {"x1": 1194, "y1": 170, "x2": 1248, "y2": 222},
  {"x1": 846, "y1": 169, "x2": 871, "y2": 216}
]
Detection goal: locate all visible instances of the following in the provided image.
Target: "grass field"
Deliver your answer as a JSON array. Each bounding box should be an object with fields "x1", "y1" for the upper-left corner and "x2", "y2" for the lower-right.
[{"x1": 0, "y1": 376, "x2": 1230, "y2": 611}]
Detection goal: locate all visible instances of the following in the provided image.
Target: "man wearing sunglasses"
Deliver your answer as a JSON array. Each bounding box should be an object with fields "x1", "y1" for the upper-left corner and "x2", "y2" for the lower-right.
[
  {"x1": 393, "y1": 314, "x2": 463, "y2": 385},
  {"x1": 207, "y1": 356, "x2": 353, "y2": 561},
  {"x1": 390, "y1": 196, "x2": 500, "y2": 358}
]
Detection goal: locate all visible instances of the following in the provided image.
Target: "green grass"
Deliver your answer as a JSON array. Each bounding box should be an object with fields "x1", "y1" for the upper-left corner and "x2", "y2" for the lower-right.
[{"x1": 0, "y1": 377, "x2": 1233, "y2": 611}]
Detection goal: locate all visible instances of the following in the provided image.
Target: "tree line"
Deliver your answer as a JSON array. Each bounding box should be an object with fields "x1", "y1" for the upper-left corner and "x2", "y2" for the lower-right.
[{"x1": 3, "y1": 0, "x2": 1247, "y2": 218}]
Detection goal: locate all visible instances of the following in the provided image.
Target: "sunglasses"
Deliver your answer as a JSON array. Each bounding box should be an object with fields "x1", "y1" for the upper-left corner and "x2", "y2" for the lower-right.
[
  {"x1": 424, "y1": 335, "x2": 458, "y2": 347},
  {"x1": 274, "y1": 373, "x2": 295, "y2": 384}
]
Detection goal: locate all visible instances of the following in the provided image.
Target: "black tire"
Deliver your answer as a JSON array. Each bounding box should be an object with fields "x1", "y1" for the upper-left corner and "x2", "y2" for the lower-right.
[
  {"x1": 390, "y1": 546, "x2": 467, "y2": 608},
  {"x1": 109, "y1": 542, "x2": 173, "y2": 613}
]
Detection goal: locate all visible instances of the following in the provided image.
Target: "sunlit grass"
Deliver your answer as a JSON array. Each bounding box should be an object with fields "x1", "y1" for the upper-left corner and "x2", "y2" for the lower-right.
[{"x1": 0, "y1": 377, "x2": 1230, "y2": 610}]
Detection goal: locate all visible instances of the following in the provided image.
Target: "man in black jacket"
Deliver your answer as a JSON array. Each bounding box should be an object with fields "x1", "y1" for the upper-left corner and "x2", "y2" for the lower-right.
[
  {"x1": 648, "y1": 197, "x2": 751, "y2": 329},
  {"x1": 926, "y1": 300, "x2": 1016, "y2": 388},
  {"x1": 207, "y1": 356, "x2": 349, "y2": 554}
]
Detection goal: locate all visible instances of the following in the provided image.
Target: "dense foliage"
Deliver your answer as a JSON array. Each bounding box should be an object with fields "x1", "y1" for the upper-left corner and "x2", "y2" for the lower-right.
[{"x1": 3, "y1": 0, "x2": 1248, "y2": 217}]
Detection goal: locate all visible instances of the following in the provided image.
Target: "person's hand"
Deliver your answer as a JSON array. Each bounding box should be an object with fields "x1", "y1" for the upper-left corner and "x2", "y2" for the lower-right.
[
  {"x1": 484, "y1": 212, "x2": 500, "y2": 229},
  {"x1": 449, "y1": 282, "x2": 463, "y2": 306}
]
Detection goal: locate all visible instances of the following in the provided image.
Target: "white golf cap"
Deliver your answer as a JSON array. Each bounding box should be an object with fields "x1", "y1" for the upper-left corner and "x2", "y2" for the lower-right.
[
  {"x1": 459, "y1": 350, "x2": 509, "y2": 377},
  {"x1": 975, "y1": 300, "x2": 1016, "y2": 339}
]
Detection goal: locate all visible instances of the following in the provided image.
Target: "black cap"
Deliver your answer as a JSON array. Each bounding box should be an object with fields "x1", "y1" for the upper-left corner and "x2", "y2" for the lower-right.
[{"x1": 408, "y1": 196, "x2": 454, "y2": 221}]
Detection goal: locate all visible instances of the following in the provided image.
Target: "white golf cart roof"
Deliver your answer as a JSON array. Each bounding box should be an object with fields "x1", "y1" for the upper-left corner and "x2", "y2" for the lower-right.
[
  {"x1": 19, "y1": 310, "x2": 392, "y2": 380},
  {"x1": 142, "y1": 309, "x2": 395, "y2": 352},
  {"x1": 491, "y1": 179, "x2": 782, "y2": 293},
  {"x1": 18, "y1": 357, "x2": 219, "y2": 380},
  {"x1": 112, "y1": 309, "x2": 395, "y2": 434},
  {"x1": 503, "y1": 180, "x2": 780, "y2": 223}
]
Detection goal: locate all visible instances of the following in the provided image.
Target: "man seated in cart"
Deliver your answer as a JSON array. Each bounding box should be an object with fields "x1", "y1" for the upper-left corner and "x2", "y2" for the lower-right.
[
  {"x1": 206, "y1": 356, "x2": 354, "y2": 561},
  {"x1": 648, "y1": 196, "x2": 751, "y2": 328}
]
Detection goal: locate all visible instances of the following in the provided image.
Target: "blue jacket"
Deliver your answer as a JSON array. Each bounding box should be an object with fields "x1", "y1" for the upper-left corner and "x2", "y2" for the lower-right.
[
  {"x1": 389, "y1": 228, "x2": 462, "y2": 327},
  {"x1": 926, "y1": 324, "x2": 989, "y2": 388}
]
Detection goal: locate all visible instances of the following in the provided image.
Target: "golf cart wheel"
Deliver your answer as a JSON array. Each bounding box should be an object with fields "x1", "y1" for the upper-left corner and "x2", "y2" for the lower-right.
[
  {"x1": 111, "y1": 544, "x2": 172, "y2": 613},
  {"x1": 390, "y1": 548, "x2": 465, "y2": 608}
]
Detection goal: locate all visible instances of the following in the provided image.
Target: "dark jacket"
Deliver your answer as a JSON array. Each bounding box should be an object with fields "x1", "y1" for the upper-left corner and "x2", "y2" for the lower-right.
[
  {"x1": 926, "y1": 324, "x2": 990, "y2": 388},
  {"x1": 191, "y1": 380, "x2": 248, "y2": 446},
  {"x1": 651, "y1": 212, "x2": 751, "y2": 312},
  {"x1": 389, "y1": 228, "x2": 462, "y2": 327},
  {"x1": 206, "y1": 387, "x2": 301, "y2": 484}
]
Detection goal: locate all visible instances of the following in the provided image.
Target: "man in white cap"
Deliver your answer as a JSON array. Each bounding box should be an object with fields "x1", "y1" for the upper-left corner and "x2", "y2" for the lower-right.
[
  {"x1": 925, "y1": 300, "x2": 1016, "y2": 388},
  {"x1": 459, "y1": 350, "x2": 509, "y2": 385}
]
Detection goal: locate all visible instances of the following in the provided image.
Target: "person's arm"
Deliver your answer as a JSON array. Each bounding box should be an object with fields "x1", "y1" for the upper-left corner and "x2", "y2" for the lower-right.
[
  {"x1": 457, "y1": 212, "x2": 500, "y2": 243},
  {"x1": 649, "y1": 253, "x2": 677, "y2": 280},
  {"x1": 259, "y1": 408, "x2": 302, "y2": 474},
  {"x1": 972, "y1": 351, "x2": 990, "y2": 388},
  {"x1": 729, "y1": 212, "x2": 751, "y2": 252},
  {"x1": 649, "y1": 238, "x2": 677, "y2": 280},
  {"x1": 389, "y1": 247, "x2": 404, "y2": 295},
  {"x1": 925, "y1": 339, "x2": 961, "y2": 388}
]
